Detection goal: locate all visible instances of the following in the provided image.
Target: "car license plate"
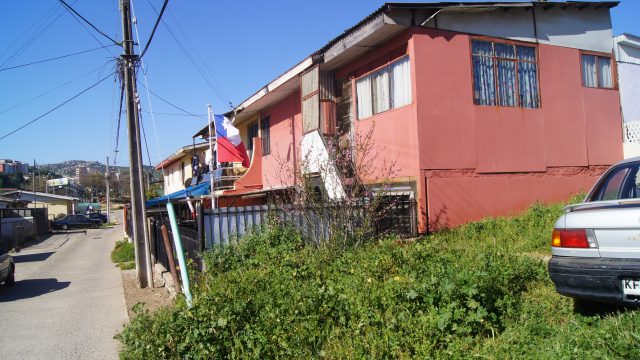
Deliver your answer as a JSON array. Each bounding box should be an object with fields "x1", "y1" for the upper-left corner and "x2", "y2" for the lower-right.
[{"x1": 622, "y1": 279, "x2": 640, "y2": 295}]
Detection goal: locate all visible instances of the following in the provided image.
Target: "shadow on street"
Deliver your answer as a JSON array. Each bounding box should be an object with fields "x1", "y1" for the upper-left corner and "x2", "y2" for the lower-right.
[
  {"x1": 0, "y1": 278, "x2": 70, "y2": 302},
  {"x1": 12, "y1": 252, "x2": 55, "y2": 263}
]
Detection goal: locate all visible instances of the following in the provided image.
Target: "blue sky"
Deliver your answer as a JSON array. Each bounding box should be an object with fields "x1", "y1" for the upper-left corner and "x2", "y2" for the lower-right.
[{"x1": 0, "y1": 0, "x2": 638, "y2": 167}]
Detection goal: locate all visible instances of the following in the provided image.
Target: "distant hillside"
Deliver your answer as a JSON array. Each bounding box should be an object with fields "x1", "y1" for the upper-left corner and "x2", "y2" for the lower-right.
[{"x1": 40, "y1": 160, "x2": 157, "y2": 178}]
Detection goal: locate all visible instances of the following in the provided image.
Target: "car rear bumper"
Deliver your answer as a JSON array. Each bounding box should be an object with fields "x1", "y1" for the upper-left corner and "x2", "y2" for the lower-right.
[{"x1": 548, "y1": 256, "x2": 640, "y2": 305}]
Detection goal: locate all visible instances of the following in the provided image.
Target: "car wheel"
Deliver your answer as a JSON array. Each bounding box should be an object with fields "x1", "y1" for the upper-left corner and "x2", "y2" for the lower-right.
[
  {"x1": 62, "y1": 224, "x2": 68, "y2": 231},
  {"x1": 5, "y1": 265, "x2": 15, "y2": 287}
]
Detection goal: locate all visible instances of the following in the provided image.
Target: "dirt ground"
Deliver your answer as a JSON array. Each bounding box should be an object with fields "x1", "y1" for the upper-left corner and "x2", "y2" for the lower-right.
[{"x1": 121, "y1": 269, "x2": 175, "y2": 319}]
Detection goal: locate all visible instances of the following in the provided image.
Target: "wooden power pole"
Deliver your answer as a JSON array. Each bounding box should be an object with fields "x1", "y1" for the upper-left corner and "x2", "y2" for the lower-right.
[
  {"x1": 119, "y1": 0, "x2": 152, "y2": 288},
  {"x1": 106, "y1": 156, "x2": 111, "y2": 226}
]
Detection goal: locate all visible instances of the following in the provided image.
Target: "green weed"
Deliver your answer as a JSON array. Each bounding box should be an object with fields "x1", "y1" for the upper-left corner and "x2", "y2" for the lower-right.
[{"x1": 117, "y1": 194, "x2": 637, "y2": 359}]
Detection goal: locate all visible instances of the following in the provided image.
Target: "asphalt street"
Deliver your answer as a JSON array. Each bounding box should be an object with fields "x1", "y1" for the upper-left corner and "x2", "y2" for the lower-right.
[{"x1": 0, "y1": 212, "x2": 128, "y2": 360}]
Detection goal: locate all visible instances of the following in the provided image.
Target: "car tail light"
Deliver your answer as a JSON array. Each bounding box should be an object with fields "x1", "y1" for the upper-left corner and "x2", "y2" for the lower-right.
[{"x1": 552, "y1": 229, "x2": 598, "y2": 248}]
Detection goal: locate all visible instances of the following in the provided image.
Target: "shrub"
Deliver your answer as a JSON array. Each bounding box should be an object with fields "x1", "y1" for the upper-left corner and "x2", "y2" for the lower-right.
[
  {"x1": 117, "y1": 223, "x2": 545, "y2": 358},
  {"x1": 111, "y1": 239, "x2": 134, "y2": 265},
  {"x1": 118, "y1": 195, "x2": 638, "y2": 359}
]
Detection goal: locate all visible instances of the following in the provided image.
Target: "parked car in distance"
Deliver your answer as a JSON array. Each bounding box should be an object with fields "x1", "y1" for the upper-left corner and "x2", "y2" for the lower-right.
[
  {"x1": 548, "y1": 157, "x2": 640, "y2": 307},
  {"x1": 87, "y1": 212, "x2": 108, "y2": 225},
  {"x1": 52, "y1": 214, "x2": 102, "y2": 230},
  {"x1": 0, "y1": 251, "x2": 15, "y2": 287}
]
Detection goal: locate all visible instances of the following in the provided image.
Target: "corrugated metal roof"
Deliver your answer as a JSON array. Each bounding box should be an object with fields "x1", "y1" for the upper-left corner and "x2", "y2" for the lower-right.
[
  {"x1": 315, "y1": 1, "x2": 618, "y2": 56},
  {"x1": 194, "y1": 0, "x2": 619, "y2": 138}
]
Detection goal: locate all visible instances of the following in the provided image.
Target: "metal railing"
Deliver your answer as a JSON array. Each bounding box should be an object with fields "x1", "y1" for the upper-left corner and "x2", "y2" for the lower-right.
[{"x1": 203, "y1": 195, "x2": 418, "y2": 248}]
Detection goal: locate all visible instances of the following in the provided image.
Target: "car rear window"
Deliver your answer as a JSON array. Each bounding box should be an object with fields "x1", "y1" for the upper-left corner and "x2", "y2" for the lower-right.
[{"x1": 590, "y1": 163, "x2": 640, "y2": 201}]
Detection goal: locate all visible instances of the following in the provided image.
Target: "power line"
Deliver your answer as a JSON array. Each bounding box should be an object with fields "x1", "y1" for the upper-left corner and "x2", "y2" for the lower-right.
[
  {"x1": 0, "y1": 72, "x2": 115, "y2": 141},
  {"x1": 0, "y1": 2, "x2": 69, "y2": 69},
  {"x1": 165, "y1": 8, "x2": 234, "y2": 109},
  {"x1": 62, "y1": 3, "x2": 118, "y2": 58},
  {"x1": 137, "y1": 81, "x2": 207, "y2": 119},
  {"x1": 58, "y1": 0, "x2": 121, "y2": 46},
  {"x1": 0, "y1": 45, "x2": 117, "y2": 72},
  {"x1": 145, "y1": 0, "x2": 234, "y2": 110},
  {"x1": 113, "y1": 81, "x2": 125, "y2": 166},
  {"x1": 0, "y1": 63, "x2": 112, "y2": 116},
  {"x1": 139, "y1": 0, "x2": 169, "y2": 59},
  {"x1": 141, "y1": 110, "x2": 206, "y2": 117}
]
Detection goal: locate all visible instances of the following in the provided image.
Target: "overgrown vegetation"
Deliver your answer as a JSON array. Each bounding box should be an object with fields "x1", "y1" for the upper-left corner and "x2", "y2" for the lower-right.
[
  {"x1": 111, "y1": 239, "x2": 135, "y2": 270},
  {"x1": 117, "y1": 194, "x2": 640, "y2": 359}
]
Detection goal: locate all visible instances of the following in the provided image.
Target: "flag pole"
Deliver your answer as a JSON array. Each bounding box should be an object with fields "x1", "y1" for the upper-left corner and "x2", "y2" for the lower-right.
[{"x1": 207, "y1": 105, "x2": 216, "y2": 211}]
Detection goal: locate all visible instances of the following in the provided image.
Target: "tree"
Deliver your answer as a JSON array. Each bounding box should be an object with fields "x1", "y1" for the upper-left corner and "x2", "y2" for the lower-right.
[{"x1": 272, "y1": 122, "x2": 401, "y2": 249}]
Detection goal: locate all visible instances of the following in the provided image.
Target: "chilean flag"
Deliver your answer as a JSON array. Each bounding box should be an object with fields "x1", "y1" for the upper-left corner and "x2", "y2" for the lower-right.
[{"x1": 214, "y1": 114, "x2": 250, "y2": 168}]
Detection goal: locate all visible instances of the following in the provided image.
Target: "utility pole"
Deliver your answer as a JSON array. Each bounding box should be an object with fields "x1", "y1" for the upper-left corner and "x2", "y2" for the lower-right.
[
  {"x1": 33, "y1": 159, "x2": 37, "y2": 207},
  {"x1": 120, "y1": 0, "x2": 152, "y2": 288},
  {"x1": 106, "y1": 156, "x2": 111, "y2": 225}
]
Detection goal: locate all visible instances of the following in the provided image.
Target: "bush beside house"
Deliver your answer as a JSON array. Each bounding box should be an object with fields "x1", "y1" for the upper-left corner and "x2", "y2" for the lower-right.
[{"x1": 117, "y1": 195, "x2": 640, "y2": 359}]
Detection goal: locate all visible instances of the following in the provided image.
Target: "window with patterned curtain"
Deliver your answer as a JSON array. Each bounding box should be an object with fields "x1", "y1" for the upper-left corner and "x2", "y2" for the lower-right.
[
  {"x1": 581, "y1": 54, "x2": 613, "y2": 89},
  {"x1": 471, "y1": 39, "x2": 540, "y2": 108}
]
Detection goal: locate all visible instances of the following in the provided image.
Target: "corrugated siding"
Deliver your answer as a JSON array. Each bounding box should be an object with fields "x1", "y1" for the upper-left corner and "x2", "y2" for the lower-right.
[
  {"x1": 302, "y1": 94, "x2": 319, "y2": 133},
  {"x1": 319, "y1": 71, "x2": 335, "y2": 100},
  {"x1": 618, "y1": 44, "x2": 640, "y2": 64},
  {"x1": 301, "y1": 66, "x2": 319, "y2": 97}
]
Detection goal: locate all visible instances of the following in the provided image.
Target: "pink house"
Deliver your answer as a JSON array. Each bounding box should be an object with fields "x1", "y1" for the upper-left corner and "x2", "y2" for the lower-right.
[{"x1": 196, "y1": 1, "x2": 623, "y2": 232}]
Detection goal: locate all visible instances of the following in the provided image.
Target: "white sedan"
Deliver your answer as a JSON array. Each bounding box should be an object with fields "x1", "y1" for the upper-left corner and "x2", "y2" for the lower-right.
[{"x1": 549, "y1": 157, "x2": 640, "y2": 307}]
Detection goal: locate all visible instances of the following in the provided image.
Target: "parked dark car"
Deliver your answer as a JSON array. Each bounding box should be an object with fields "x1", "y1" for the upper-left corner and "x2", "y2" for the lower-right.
[
  {"x1": 87, "y1": 212, "x2": 108, "y2": 225},
  {"x1": 52, "y1": 214, "x2": 102, "y2": 230},
  {"x1": 0, "y1": 251, "x2": 15, "y2": 287},
  {"x1": 548, "y1": 157, "x2": 640, "y2": 308}
]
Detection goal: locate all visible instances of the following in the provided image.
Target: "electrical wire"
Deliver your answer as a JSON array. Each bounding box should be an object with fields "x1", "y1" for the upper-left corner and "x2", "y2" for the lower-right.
[
  {"x1": 58, "y1": 0, "x2": 121, "y2": 46},
  {"x1": 131, "y1": 0, "x2": 164, "y2": 173},
  {"x1": 165, "y1": 8, "x2": 234, "y2": 109},
  {"x1": 0, "y1": 2, "x2": 69, "y2": 69},
  {"x1": 141, "y1": 110, "x2": 206, "y2": 118},
  {"x1": 0, "y1": 71, "x2": 115, "y2": 141},
  {"x1": 62, "y1": 2, "x2": 118, "y2": 58},
  {"x1": 138, "y1": 110, "x2": 154, "y2": 167},
  {"x1": 139, "y1": 0, "x2": 169, "y2": 59},
  {"x1": 113, "y1": 81, "x2": 125, "y2": 166},
  {"x1": 145, "y1": 0, "x2": 234, "y2": 110},
  {"x1": 0, "y1": 63, "x2": 112, "y2": 116},
  {"x1": 138, "y1": 83, "x2": 207, "y2": 120},
  {"x1": 0, "y1": 45, "x2": 117, "y2": 72}
]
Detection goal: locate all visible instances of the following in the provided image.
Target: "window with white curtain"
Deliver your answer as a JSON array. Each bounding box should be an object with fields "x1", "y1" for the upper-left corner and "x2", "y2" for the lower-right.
[
  {"x1": 471, "y1": 40, "x2": 539, "y2": 108},
  {"x1": 356, "y1": 56, "x2": 412, "y2": 119},
  {"x1": 581, "y1": 54, "x2": 613, "y2": 89}
]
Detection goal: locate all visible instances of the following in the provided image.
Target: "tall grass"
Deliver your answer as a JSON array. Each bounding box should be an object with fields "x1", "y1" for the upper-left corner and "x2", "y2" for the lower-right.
[{"x1": 117, "y1": 194, "x2": 639, "y2": 359}]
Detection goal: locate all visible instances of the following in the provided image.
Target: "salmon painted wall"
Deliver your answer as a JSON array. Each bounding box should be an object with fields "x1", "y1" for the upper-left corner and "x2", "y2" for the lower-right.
[
  {"x1": 335, "y1": 30, "x2": 421, "y2": 181},
  {"x1": 425, "y1": 169, "x2": 606, "y2": 229},
  {"x1": 411, "y1": 27, "x2": 623, "y2": 228},
  {"x1": 261, "y1": 91, "x2": 302, "y2": 189}
]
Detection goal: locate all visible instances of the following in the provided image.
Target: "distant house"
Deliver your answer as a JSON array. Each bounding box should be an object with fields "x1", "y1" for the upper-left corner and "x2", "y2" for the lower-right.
[
  {"x1": 187, "y1": 1, "x2": 622, "y2": 231},
  {"x1": 0, "y1": 191, "x2": 78, "y2": 219},
  {"x1": 155, "y1": 142, "x2": 211, "y2": 195},
  {"x1": 0, "y1": 195, "x2": 19, "y2": 209},
  {"x1": 0, "y1": 159, "x2": 29, "y2": 174},
  {"x1": 616, "y1": 33, "x2": 640, "y2": 158}
]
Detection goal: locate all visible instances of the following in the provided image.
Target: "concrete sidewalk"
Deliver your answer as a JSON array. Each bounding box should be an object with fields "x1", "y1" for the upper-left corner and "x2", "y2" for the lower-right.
[{"x1": 0, "y1": 213, "x2": 128, "y2": 360}]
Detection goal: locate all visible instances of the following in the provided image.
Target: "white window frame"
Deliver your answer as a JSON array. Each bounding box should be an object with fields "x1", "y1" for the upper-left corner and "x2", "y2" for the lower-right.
[{"x1": 356, "y1": 56, "x2": 412, "y2": 120}]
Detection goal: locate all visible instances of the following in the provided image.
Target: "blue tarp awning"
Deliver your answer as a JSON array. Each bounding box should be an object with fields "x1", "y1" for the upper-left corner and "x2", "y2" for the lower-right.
[{"x1": 146, "y1": 181, "x2": 211, "y2": 208}]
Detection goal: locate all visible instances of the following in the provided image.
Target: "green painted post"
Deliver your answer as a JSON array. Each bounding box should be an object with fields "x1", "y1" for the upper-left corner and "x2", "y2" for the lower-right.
[{"x1": 166, "y1": 202, "x2": 193, "y2": 307}]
